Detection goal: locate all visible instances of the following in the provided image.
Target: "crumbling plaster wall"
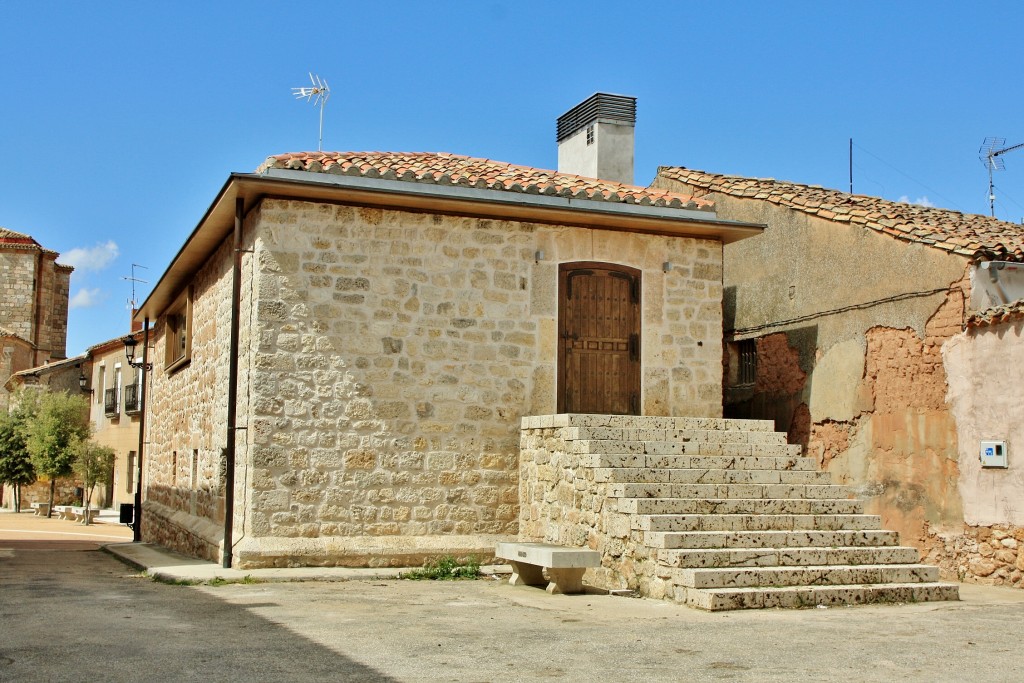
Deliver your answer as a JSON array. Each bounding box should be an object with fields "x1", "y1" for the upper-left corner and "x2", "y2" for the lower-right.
[
  {"x1": 654, "y1": 179, "x2": 972, "y2": 555},
  {"x1": 933, "y1": 318, "x2": 1024, "y2": 586}
]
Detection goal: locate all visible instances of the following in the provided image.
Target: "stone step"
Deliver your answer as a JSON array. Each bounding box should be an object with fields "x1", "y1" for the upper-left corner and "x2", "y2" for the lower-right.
[
  {"x1": 522, "y1": 415, "x2": 777, "y2": 432},
  {"x1": 596, "y1": 468, "x2": 834, "y2": 485},
  {"x1": 562, "y1": 426, "x2": 787, "y2": 445},
  {"x1": 607, "y1": 483, "x2": 851, "y2": 499},
  {"x1": 575, "y1": 440, "x2": 800, "y2": 457},
  {"x1": 672, "y1": 563, "x2": 940, "y2": 589},
  {"x1": 645, "y1": 529, "x2": 902, "y2": 550},
  {"x1": 682, "y1": 582, "x2": 961, "y2": 611},
  {"x1": 659, "y1": 545, "x2": 922, "y2": 569},
  {"x1": 591, "y1": 455, "x2": 820, "y2": 473},
  {"x1": 636, "y1": 513, "x2": 883, "y2": 533},
  {"x1": 617, "y1": 498, "x2": 864, "y2": 516}
]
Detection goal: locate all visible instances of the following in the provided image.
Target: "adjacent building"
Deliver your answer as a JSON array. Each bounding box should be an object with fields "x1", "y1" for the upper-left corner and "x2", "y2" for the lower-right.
[
  {"x1": 654, "y1": 166, "x2": 1024, "y2": 585},
  {"x1": 86, "y1": 333, "x2": 144, "y2": 510}
]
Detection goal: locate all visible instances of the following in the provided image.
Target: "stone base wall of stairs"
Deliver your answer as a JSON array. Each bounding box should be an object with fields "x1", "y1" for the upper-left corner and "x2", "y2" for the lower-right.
[
  {"x1": 519, "y1": 414, "x2": 670, "y2": 597},
  {"x1": 519, "y1": 413, "x2": 958, "y2": 609}
]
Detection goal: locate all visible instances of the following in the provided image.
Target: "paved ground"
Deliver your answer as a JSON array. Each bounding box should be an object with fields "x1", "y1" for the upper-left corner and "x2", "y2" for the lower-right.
[{"x1": 3, "y1": 509, "x2": 1024, "y2": 682}]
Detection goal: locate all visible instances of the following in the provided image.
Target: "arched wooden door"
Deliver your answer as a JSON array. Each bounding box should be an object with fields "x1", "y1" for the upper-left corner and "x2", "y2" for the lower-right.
[{"x1": 558, "y1": 262, "x2": 641, "y2": 415}]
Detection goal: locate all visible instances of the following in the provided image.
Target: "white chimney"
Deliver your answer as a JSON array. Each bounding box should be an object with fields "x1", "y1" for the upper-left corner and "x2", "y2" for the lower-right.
[{"x1": 556, "y1": 93, "x2": 636, "y2": 185}]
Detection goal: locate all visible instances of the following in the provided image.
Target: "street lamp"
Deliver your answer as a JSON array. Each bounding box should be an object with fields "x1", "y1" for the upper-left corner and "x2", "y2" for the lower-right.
[
  {"x1": 122, "y1": 335, "x2": 152, "y2": 371},
  {"x1": 78, "y1": 371, "x2": 90, "y2": 393}
]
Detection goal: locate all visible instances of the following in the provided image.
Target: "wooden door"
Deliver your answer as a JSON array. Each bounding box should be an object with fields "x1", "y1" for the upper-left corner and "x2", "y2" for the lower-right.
[{"x1": 558, "y1": 263, "x2": 641, "y2": 415}]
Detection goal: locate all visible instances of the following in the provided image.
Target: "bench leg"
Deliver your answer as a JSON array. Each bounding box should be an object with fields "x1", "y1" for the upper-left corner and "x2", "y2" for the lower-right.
[
  {"x1": 508, "y1": 561, "x2": 546, "y2": 587},
  {"x1": 545, "y1": 568, "x2": 586, "y2": 595}
]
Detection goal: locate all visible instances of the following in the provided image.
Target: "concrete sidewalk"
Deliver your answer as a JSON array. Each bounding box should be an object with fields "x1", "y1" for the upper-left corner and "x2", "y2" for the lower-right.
[{"x1": 102, "y1": 540, "x2": 511, "y2": 583}]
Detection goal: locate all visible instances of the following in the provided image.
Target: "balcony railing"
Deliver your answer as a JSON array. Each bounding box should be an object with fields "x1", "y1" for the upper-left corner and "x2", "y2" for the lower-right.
[
  {"x1": 124, "y1": 383, "x2": 141, "y2": 415},
  {"x1": 104, "y1": 388, "x2": 119, "y2": 417}
]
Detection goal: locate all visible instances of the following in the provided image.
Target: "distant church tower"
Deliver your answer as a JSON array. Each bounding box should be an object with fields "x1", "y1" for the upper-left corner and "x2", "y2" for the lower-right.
[{"x1": 0, "y1": 227, "x2": 73, "y2": 410}]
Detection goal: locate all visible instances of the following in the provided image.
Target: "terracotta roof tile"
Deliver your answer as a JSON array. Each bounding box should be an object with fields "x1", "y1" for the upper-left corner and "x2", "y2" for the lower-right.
[
  {"x1": 966, "y1": 300, "x2": 1024, "y2": 328},
  {"x1": 0, "y1": 227, "x2": 41, "y2": 249},
  {"x1": 259, "y1": 152, "x2": 714, "y2": 211},
  {"x1": 658, "y1": 167, "x2": 1024, "y2": 261}
]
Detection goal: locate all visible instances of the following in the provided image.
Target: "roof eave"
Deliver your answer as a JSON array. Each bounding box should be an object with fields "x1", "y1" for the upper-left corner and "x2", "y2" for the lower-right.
[{"x1": 135, "y1": 171, "x2": 764, "y2": 321}]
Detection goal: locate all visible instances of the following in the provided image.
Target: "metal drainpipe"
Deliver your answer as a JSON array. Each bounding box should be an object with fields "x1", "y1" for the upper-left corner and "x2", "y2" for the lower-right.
[
  {"x1": 222, "y1": 197, "x2": 243, "y2": 568},
  {"x1": 133, "y1": 319, "x2": 150, "y2": 543}
]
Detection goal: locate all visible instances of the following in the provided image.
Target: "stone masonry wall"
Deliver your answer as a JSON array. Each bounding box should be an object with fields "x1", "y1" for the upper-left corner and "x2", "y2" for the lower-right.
[
  {"x1": 518, "y1": 418, "x2": 658, "y2": 594},
  {"x1": 142, "y1": 233, "x2": 237, "y2": 563},
  {"x1": 0, "y1": 250, "x2": 38, "y2": 343},
  {"x1": 227, "y1": 198, "x2": 724, "y2": 568}
]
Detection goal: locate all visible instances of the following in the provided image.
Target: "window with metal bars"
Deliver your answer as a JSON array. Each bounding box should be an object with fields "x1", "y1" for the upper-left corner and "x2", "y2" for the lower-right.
[{"x1": 738, "y1": 339, "x2": 757, "y2": 385}]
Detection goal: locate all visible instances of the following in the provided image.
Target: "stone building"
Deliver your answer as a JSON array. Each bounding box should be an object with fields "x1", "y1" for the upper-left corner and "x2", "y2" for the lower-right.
[
  {"x1": 654, "y1": 166, "x2": 1024, "y2": 586},
  {"x1": 0, "y1": 227, "x2": 73, "y2": 412},
  {"x1": 132, "y1": 150, "x2": 762, "y2": 568}
]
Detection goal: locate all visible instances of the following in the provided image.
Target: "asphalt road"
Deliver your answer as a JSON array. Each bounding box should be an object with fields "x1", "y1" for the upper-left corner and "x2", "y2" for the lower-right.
[{"x1": 3, "y1": 522, "x2": 1024, "y2": 682}]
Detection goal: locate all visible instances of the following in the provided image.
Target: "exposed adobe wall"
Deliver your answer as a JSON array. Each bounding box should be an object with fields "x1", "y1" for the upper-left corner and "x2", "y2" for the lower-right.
[
  {"x1": 656, "y1": 180, "x2": 976, "y2": 569},
  {"x1": 142, "y1": 197, "x2": 727, "y2": 567}
]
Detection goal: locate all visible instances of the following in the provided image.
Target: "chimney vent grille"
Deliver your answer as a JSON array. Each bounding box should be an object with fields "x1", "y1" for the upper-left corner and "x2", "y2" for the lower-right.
[{"x1": 556, "y1": 93, "x2": 636, "y2": 143}]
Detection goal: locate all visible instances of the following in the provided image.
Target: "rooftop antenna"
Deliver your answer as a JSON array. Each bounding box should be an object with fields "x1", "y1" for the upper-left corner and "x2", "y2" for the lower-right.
[
  {"x1": 292, "y1": 72, "x2": 331, "y2": 152},
  {"x1": 122, "y1": 263, "x2": 149, "y2": 311},
  {"x1": 980, "y1": 137, "x2": 1024, "y2": 217}
]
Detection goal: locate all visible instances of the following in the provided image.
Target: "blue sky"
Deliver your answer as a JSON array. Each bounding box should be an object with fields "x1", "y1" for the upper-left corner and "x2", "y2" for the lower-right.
[{"x1": 2, "y1": 2, "x2": 1022, "y2": 355}]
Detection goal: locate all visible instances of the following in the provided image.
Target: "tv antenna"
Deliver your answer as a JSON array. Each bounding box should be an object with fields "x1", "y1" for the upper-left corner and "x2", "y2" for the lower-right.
[
  {"x1": 980, "y1": 137, "x2": 1024, "y2": 217},
  {"x1": 292, "y1": 72, "x2": 331, "y2": 151},
  {"x1": 122, "y1": 263, "x2": 149, "y2": 311}
]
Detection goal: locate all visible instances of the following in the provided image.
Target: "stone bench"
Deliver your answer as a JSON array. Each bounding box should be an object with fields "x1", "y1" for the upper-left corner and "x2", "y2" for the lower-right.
[
  {"x1": 30, "y1": 502, "x2": 50, "y2": 516},
  {"x1": 53, "y1": 505, "x2": 75, "y2": 520},
  {"x1": 70, "y1": 507, "x2": 99, "y2": 523},
  {"x1": 495, "y1": 542, "x2": 601, "y2": 594}
]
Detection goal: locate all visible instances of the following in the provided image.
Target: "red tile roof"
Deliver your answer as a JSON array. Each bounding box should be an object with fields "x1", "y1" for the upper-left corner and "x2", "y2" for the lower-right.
[
  {"x1": 0, "y1": 227, "x2": 64, "y2": 262},
  {"x1": 658, "y1": 167, "x2": 1024, "y2": 261},
  {"x1": 0, "y1": 227, "x2": 40, "y2": 248},
  {"x1": 258, "y1": 152, "x2": 714, "y2": 211},
  {"x1": 966, "y1": 300, "x2": 1024, "y2": 329}
]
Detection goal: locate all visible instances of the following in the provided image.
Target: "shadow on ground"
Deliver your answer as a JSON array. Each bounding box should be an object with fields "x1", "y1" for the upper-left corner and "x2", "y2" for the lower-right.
[{"x1": 0, "y1": 545, "x2": 395, "y2": 683}]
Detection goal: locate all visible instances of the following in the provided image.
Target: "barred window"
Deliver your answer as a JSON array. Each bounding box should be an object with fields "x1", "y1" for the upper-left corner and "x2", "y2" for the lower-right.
[{"x1": 738, "y1": 339, "x2": 757, "y2": 385}]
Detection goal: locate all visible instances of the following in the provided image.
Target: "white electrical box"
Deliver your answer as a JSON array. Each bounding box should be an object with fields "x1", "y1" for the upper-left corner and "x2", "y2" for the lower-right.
[{"x1": 980, "y1": 440, "x2": 1008, "y2": 468}]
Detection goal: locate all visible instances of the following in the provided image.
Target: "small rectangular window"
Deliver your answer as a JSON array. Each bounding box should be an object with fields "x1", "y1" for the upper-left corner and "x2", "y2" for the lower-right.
[
  {"x1": 164, "y1": 287, "x2": 193, "y2": 372},
  {"x1": 738, "y1": 339, "x2": 757, "y2": 385},
  {"x1": 586, "y1": 125, "x2": 595, "y2": 145}
]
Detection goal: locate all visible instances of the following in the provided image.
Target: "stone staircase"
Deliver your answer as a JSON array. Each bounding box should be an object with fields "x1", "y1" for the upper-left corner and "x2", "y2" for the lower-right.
[{"x1": 526, "y1": 414, "x2": 959, "y2": 610}]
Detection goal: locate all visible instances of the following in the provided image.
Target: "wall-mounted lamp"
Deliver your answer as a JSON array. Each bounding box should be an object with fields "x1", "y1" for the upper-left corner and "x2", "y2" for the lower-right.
[
  {"x1": 123, "y1": 335, "x2": 152, "y2": 372},
  {"x1": 535, "y1": 250, "x2": 545, "y2": 264},
  {"x1": 662, "y1": 261, "x2": 673, "y2": 273},
  {"x1": 78, "y1": 372, "x2": 91, "y2": 394}
]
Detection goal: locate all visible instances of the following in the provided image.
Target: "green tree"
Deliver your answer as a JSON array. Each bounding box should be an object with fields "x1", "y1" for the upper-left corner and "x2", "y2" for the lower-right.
[
  {"x1": 25, "y1": 391, "x2": 90, "y2": 517},
  {"x1": 72, "y1": 441, "x2": 115, "y2": 524},
  {"x1": 0, "y1": 410, "x2": 36, "y2": 512}
]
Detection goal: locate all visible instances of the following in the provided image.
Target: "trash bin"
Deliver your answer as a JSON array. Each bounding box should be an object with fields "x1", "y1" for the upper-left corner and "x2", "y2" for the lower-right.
[{"x1": 119, "y1": 503, "x2": 135, "y2": 525}]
